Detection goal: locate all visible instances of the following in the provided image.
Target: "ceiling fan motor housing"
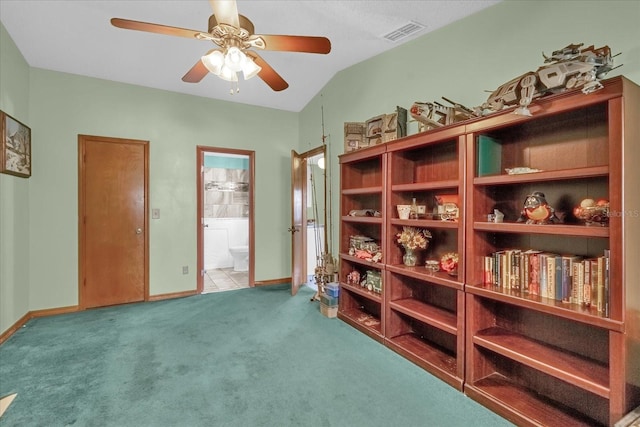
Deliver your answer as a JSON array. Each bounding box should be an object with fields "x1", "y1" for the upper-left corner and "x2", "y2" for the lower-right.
[{"x1": 208, "y1": 14, "x2": 255, "y2": 39}]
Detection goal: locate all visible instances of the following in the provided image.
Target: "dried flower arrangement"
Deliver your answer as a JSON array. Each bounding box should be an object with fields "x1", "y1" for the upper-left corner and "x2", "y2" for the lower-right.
[{"x1": 396, "y1": 226, "x2": 432, "y2": 250}]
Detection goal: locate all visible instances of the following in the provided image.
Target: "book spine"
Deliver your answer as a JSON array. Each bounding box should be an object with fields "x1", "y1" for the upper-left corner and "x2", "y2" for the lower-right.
[
  {"x1": 597, "y1": 256, "x2": 605, "y2": 313},
  {"x1": 583, "y1": 259, "x2": 591, "y2": 307},
  {"x1": 483, "y1": 256, "x2": 493, "y2": 285},
  {"x1": 546, "y1": 255, "x2": 556, "y2": 300},
  {"x1": 604, "y1": 249, "x2": 610, "y2": 317},
  {"x1": 529, "y1": 252, "x2": 540, "y2": 296},
  {"x1": 571, "y1": 261, "x2": 580, "y2": 304},
  {"x1": 561, "y1": 257, "x2": 571, "y2": 303},
  {"x1": 577, "y1": 262, "x2": 585, "y2": 305},
  {"x1": 513, "y1": 251, "x2": 522, "y2": 290},
  {"x1": 555, "y1": 255, "x2": 563, "y2": 302},
  {"x1": 501, "y1": 252, "x2": 508, "y2": 289},
  {"x1": 590, "y1": 259, "x2": 599, "y2": 310},
  {"x1": 522, "y1": 252, "x2": 530, "y2": 293},
  {"x1": 540, "y1": 253, "x2": 548, "y2": 297}
]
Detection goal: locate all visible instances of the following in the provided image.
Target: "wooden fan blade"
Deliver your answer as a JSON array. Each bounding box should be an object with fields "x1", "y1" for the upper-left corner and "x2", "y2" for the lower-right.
[
  {"x1": 209, "y1": 0, "x2": 240, "y2": 28},
  {"x1": 247, "y1": 52, "x2": 289, "y2": 91},
  {"x1": 253, "y1": 34, "x2": 331, "y2": 54},
  {"x1": 182, "y1": 56, "x2": 211, "y2": 83},
  {"x1": 111, "y1": 18, "x2": 203, "y2": 39}
]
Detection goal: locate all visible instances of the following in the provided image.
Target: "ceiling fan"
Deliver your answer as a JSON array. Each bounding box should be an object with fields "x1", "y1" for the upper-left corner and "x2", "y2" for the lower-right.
[{"x1": 111, "y1": 0, "x2": 331, "y2": 92}]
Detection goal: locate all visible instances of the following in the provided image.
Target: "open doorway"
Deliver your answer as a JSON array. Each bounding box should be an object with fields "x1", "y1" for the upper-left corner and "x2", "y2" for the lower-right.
[
  {"x1": 291, "y1": 145, "x2": 332, "y2": 296},
  {"x1": 197, "y1": 146, "x2": 255, "y2": 293},
  {"x1": 306, "y1": 151, "x2": 326, "y2": 287}
]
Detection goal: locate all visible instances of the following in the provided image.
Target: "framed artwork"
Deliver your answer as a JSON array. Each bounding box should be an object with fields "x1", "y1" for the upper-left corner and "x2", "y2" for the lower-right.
[{"x1": 1, "y1": 110, "x2": 31, "y2": 178}]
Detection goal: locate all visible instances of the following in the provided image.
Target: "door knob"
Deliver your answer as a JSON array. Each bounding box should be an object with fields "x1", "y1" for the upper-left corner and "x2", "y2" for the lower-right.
[
  {"x1": 288, "y1": 226, "x2": 299, "y2": 233},
  {"x1": 136, "y1": 228, "x2": 143, "y2": 234}
]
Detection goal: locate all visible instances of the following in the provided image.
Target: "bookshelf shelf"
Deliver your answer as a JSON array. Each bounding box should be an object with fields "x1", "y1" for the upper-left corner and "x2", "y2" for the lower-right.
[
  {"x1": 340, "y1": 215, "x2": 383, "y2": 225},
  {"x1": 391, "y1": 180, "x2": 459, "y2": 192},
  {"x1": 465, "y1": 283, "x2": 624, "y2": 332},
  {"x1": 473, "y1": 165, "x2": 609, "y2": 186},
  {"x1": 474, "y1": 327, "x2": 610, "y2": 398},
  {"x1": 386, "y1": 264, "x2": 463, "y2": 290},
  {"x1": 391, "y1": 219, "x2": 459, "y2": 229},
  {"x1": 385, "y1": 333, "x2": 460, "y2": 388},
  {"x1": 473, "y1": 221, "x2": 610, "y2": 237},
  {"x1": 341, "y1": 186, "x2": 383, "y2": 195},
  {"x1": 340, "y1": 280, "x2": 382, "y2": 303},
  {"x1": 389, "y1": 299, "x2": 457, "y2": 334},
  {"x1": 337, "y1": 306, "x2": 383, "y2": 343},
  {"x1": 465, "y1": 374, "x2": 603, "y2": 427}
]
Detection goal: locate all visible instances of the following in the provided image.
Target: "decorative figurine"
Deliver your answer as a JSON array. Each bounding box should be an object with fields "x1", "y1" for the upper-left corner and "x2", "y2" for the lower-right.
[
  {"x1": 410, "y1": 97, "x2": 476, "y2": 131},
  {"x1": 347, "y1": 270, "x2": 360, "y2": 286},
  {"x1": 408, "y1": 43, "x2": 619, "y2": 131},
  {"x1": 517, "y1": 191, "x2": 561, "y2": 224},
  {"x1": 478, "y1": 43, "x2": 619, "y2": 116},
  {"x1": 435, "y1": 194, "x2": 459, "y2": 221},
  {"x1": 440, "y1": 252, "x2": 459, "y2": 276},
  {"x1": 574, "y1": 198, "x2": 609, "y2": 226}
]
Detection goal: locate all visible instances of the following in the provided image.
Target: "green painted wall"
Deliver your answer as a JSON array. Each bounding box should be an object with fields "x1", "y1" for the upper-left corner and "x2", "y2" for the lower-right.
[
  {"x1": 26, "y1": 69, "x2": 297, "y2": 311},
  {"x1": 0, "y1": 23, "x2": 31, "y2": 333},
  {"x1": 299, "y1": 0, "x2": 640, "y2": 260},
  {"x1": 2, "y1": 0, "x2": 640, "y2": 334}
]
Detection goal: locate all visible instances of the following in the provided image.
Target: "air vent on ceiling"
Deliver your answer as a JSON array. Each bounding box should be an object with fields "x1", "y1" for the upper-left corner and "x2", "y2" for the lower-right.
[{"x1": 382, "y1": 21, "x2": 426, "y2": 42}]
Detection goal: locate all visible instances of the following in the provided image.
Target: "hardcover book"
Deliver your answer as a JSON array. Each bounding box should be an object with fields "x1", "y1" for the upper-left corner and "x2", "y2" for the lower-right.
[
  {"x1": 583, "y1": 259, "x2": 592, "y2": 307},
  {"x1": 604, "y1": 249, "x2": 610, "y2": 317},
  {"x1": 561, "y1": 255, "x2": 582, "y2": 303},
  {"x1": 527, "y1": 250, "x2": 542, "y2": 296},
  {"x1": 597, "y1": 256, "x2": 605, "y2": 313}
]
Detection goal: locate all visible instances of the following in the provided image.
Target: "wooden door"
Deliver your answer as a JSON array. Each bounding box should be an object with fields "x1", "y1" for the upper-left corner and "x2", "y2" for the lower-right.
[
  {"x1": 290, "y1": 149, "x2": 305, "y2": 295},
  {"x1": 78, "y1": 135, "x2": 148, "y2": 308}
]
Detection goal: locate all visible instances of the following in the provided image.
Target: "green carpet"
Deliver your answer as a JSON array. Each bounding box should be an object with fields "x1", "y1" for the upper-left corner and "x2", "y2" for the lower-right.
[{"x1": 0, "y1": 284, "x2": 512, "y2": 426}]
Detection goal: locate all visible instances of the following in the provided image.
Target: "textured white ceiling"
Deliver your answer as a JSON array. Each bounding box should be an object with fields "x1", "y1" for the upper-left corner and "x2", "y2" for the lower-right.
[{"x1": 0, "y1": 0, "x2": 500, "y2": 112}]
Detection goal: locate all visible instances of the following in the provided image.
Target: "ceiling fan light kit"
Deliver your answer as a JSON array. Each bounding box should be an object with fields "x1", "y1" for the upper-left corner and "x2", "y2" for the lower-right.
[
  {"x1": 201, "y1": 48, "x2": 261, "y2": 83},
  {"x1": 111, "y1": 0, "x2": 331, "y2": 93}
]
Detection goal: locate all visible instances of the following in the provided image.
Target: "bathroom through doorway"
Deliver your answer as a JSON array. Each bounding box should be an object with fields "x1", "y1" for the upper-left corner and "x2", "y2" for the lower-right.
[{"x1": 196, "y1": 146, "x2": 255, "y2": 293}]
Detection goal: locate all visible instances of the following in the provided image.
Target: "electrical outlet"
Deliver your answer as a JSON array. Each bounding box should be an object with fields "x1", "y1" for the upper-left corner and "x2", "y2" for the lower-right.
[
  {"x1": 182, "y1": 266, "x2": 188, "y2": 275},
  {"x1": 152, "y1": 209, "x2": 160, "y2": 219}
]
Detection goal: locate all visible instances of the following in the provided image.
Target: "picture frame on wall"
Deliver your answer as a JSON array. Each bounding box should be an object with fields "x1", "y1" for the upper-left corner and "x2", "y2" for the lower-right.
[{"x1": 1, "y1": 110, "x2": 31, "y2": 178}]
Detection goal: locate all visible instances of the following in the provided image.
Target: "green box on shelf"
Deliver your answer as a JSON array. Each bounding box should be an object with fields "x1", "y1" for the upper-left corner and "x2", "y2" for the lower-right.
[{"x1": 477, "y1": 135, "x2": 502, "y2": 176}]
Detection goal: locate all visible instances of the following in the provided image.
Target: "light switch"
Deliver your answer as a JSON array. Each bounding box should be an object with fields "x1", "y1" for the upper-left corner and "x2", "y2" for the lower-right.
[{"x1": 152, "y1": 209, "x2": 160, "y2": 219}]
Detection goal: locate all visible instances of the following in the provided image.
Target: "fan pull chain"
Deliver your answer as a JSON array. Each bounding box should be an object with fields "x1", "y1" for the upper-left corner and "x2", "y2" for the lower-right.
[{"x1": 229, "y1": 80, "x2": 240, "y2": 95}]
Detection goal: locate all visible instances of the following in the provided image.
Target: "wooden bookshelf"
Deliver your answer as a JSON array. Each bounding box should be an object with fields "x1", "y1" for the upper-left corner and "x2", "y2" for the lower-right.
[
  {"x1": 338, "y1": 76, "x2": 640, "y2": 426},
  {"x1": 465, "y1": 76, "x2": 640, "y2": 426}
]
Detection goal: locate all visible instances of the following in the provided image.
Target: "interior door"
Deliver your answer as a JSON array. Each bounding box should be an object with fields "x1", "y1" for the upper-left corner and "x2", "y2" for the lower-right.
[
  {"x1": 79, "y1": 135, "x2": 148, "y2": 308},
  {"x1": 290, "y1": 149, "x2": 305, "y2": 295}
]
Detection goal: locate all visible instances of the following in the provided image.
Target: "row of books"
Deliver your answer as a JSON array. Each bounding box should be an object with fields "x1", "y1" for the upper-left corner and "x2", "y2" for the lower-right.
[{"x1": 483, "y1": 249, "x2": 610, "y2": 316}]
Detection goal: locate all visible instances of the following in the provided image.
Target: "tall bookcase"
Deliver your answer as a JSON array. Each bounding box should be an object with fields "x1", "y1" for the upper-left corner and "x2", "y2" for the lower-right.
[
  {"x1": 338, "y1": 144, "x2": 386, "y2": 343},
  {"x1": 337, "y1": 76, "x2": 640, "y2": 426},
  {"x1": 464, "y1": 77, "x2": 640, "y2": 426},
  {"x1": 383, "y1": 125, "x2": 466, "y2": 390}
]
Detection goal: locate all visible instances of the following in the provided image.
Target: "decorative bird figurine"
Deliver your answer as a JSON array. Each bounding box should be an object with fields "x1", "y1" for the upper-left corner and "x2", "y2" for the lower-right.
[{"x1": 517, "y1": 191, "x2": 561, "y2": 224}]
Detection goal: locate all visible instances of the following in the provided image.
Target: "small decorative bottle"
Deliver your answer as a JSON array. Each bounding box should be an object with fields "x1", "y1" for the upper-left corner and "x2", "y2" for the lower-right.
[{"x1": 409, "y1": 198, "x2": 418, "y2": 219}]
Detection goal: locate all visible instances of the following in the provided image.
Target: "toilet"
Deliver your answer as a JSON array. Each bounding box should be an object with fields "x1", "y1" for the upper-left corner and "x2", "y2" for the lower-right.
[{"x1": 228, "y1": 246, "x2": 249, "y2": 272}]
